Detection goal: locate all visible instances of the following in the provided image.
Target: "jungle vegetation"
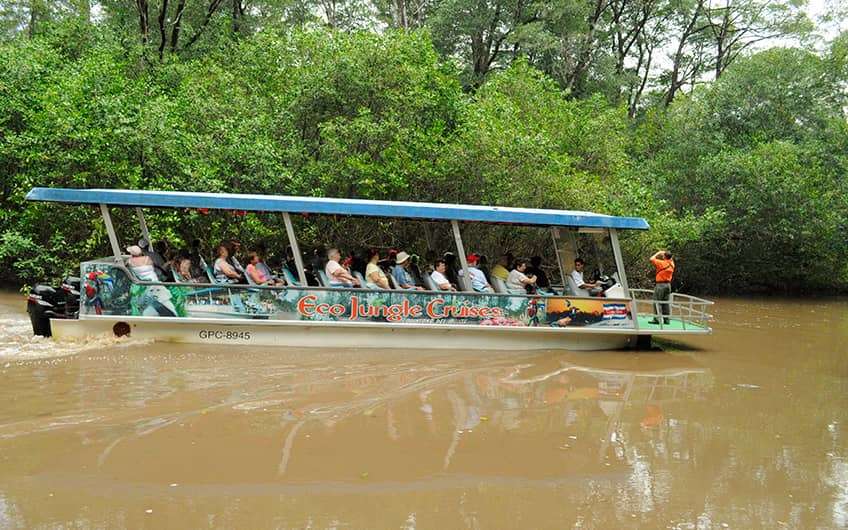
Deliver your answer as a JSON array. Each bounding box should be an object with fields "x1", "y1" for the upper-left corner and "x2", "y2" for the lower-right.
[{"x1": 0, "y1": 0, "x2": 846, "y2": 293}]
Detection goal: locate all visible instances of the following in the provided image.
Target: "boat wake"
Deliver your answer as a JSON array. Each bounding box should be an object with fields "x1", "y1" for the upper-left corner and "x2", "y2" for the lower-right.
[{"x1": 0, "y1": 312, "x2": 150, "y2": 361}]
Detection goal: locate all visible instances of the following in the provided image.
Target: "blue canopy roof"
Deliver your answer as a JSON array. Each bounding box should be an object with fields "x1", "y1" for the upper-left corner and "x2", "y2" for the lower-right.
[{"x1": 25, "y1": 188, "x2": 650, "y2": 230}]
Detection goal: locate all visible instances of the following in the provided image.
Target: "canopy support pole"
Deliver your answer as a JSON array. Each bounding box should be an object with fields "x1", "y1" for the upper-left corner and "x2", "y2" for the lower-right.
[
  {"x1": 609, "y1": 228, "x2": 638, "y2": 330},
  {"x1": 609, "y1": 228, "x2": 630, "y2": 296},
  {"x1": 283, "y1": 213, "x2": 307, "y2": 286},
  {"x1": 451, "y1": 220, "x2": 471, "y2": 292},
  {"x1": 550, "y1": 227, "x2": 567, "y2": 291},
  {"x1": 100, "y1": 204, "x2": 122, "y2": 261},
  {"x1": 136, "y1": 207, "x2": 150, "y2": 243}
]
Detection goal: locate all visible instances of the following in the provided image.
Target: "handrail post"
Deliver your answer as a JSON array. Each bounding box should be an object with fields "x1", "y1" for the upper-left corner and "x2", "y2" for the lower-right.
[
  {"x1": 283, "y1": 212, "x2": 308, "y2": 286},
  {"x1": 100, "y1": 204, "x2": 122, "y2": 261},
  {"x1": 451, "y1": 220, "x2": 472, "y2": 292}
]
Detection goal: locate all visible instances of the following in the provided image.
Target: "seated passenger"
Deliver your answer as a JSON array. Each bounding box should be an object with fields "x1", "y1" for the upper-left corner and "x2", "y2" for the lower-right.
[
  {"x1": 126, "y1": 245, "x2": 158, "y2": 281},
  {"x1": 213, "y1": 245, "x2": 244, "y2": 284},
  {"x1": 507, "y1": 258, "x2": 537, "y2": 294},
  {"x1": 430, "y1": 259, "x2": 457, "y2": 291},
  {"x1": 459, "y1": 253, "x2": 494, "y2": 293},
  {"x1": 284, "y1": 246, "x2": 298, "y2": 277},
  {"x1": 138, "y1": 237, "x2": 169, "y2": 281},
  {"x1": 364, "y1": 249, "x2": 390, "y2": 289},
  {"x1": 442, "y1": 252, "x2": 461, "y2": 286},
  {"x1": 491, "y1": 254, "x2": 512, "y2": 282},
  {"x1": 325, "y1": 248, "x2": 360, "y2": 287},
  {"x1": 392, "y1": 251, "x2": 424, "y2": 290},
  {"x1": 188, "y1": 239, "x2": 206, "y2": 280},
  {"x1": 246, "y1": 252, "x2": 285, "y2": 286},
  {"x1": 526, "y1": 256, "x2": 550, "y2": 289},
  {"x1": 175, "y1": 258, "x2": 200, "y2": 283},
  {"x1": 254, "y1": 253, "x2": 279, "y2": 283},
  {"x1": 570, "y1": 258, "x2": 604, "y2": 296},
  {"x1": 226, "y1": 239, "x2": 246, "y2": 273}
]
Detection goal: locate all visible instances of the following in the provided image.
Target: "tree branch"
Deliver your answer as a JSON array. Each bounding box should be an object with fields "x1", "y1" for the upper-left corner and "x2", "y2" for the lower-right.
[{"x1": 184, "y1": 0, "x2": 224, "y2": 49}]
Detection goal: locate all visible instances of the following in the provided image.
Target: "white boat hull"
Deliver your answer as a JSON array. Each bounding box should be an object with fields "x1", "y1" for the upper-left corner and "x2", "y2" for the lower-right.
[{"x1": 52, "y1": 316, "x2": 646, "y2": 351}]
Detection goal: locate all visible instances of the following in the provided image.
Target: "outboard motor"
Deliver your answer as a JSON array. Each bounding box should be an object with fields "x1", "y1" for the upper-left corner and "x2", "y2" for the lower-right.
[
  {"x1": 27, "y1": 284, "x2": 61, "y2": 337},
  {"x1": 26, "y1": 275, "x2": 81, "y2": 337},
  {"x1": 61, "y1": 276, "x2": 81, "y2": 316}
]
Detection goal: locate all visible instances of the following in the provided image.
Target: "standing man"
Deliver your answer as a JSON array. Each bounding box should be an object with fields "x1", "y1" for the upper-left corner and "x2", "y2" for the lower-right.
[{"x1": 649, "y1": 250, "x2": 675, "y2": 324}]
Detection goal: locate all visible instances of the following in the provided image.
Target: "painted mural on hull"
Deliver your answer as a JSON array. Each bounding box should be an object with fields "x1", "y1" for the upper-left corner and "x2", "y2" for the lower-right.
[{"x1": 81, "y1": 261, "x2": 634, "y2": 329}]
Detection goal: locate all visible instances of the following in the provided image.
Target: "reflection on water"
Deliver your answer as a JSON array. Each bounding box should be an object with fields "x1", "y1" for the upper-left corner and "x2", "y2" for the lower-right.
[{"x1": 0, "y1": 293, "x2": 846, "y2": 529}]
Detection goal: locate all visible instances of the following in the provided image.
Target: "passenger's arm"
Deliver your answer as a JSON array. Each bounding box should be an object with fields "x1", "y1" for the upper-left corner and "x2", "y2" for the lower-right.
[
  {"x1": 368, "y1": 270, "x2": 387, "y2": 288},
  {"x1": 248, "y1": 266, "x2": 265, "y2": 284},
  {"x1": 219, "y1": 261, "x2": 241, "y2": 279},
  {"x1": 335, "y1": 268, "x2": 360, "y2": 286}
]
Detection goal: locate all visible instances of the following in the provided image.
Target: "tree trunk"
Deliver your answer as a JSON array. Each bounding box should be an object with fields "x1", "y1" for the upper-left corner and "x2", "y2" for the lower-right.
[
  {"x1": 629, "y1": 38, "x2": 653, "y2": 117},
  {"x1": 158, "y1": 0, "x2": 169, "y2": 60},
  {"x1": 231, "y1": 0, "x2": 241, "y2": 34},
  {"x1": 28, "y1": 0, "x2": 45, "y2": 37},
  {"x1": 567, "y1": 0, "x2": 609, "y2": 96},
  {"x1": 136, "y1": 0, "x2": 150, "y2": 45},
  {"x1": 170, "y1": 0, "x2": 187, "y2": 51},
  {"x1": 395, "y1": 0, "x2": 408, "y2": 29},
  {"x1": 665, "y1": 0, "x2": 704, "y2": 105},
  {"x1": 76, "y1": 0, "x2": 91, "y2": 22}
]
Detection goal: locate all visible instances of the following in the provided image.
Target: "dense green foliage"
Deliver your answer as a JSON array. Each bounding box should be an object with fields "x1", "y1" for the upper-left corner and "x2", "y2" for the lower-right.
[{"x1": 0, "y1": 18, "x2": 846, "y2": 293}]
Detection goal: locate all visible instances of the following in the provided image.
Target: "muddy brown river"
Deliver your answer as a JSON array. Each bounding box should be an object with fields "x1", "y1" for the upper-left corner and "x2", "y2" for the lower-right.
[{"x1": 0, "y1": 293, "x2": 845, "y2": 529}]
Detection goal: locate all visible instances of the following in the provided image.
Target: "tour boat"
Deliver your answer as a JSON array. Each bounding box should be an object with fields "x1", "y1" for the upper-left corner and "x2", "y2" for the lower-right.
[{"x1": 24, "y1": 188, "x2": 713, "y2": 351}]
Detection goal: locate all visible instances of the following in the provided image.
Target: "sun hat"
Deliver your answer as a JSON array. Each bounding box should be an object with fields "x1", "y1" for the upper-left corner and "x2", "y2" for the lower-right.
[
  {"x1": 126, "y1": 245, "x2": 144, "y2": 257},
  {"x1": 395, "y1": 251, "x2": 411, "y2": 264}
]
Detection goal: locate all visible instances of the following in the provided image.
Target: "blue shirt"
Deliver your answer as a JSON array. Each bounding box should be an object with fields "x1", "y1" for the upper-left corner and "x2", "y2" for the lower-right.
[
  {"x1": 392, "y1": 265, "x2": 416, "y2": 289},
  {"x1": 460, "y1": 266, "x2": 491, "y2": 292}
]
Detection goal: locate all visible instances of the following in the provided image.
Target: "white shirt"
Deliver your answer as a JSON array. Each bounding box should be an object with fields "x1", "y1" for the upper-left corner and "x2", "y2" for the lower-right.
[
  {"x1": 325, "y1": 260, "x2": 349, "y2": 285},
  {"x1": 507, "y1": 269, "x2": 529, "y2": 292},
  {"x1": 570, "y1": 269, "x2": 587, "y2": 288},
  {"x1": 430, "y1": 270, "x2": 450, "y2": 290}
]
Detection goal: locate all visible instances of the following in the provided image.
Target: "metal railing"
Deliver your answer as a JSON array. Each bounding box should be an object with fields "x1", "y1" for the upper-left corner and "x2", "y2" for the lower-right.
[{"x1": 629, "y1": 289, "x2": 714, "y2": 331}]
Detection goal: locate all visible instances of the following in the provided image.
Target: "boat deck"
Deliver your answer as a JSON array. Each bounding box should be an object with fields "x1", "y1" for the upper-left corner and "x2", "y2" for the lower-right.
[{"x1": 636, "y1": 315, "x2": 709, "y2": 332}]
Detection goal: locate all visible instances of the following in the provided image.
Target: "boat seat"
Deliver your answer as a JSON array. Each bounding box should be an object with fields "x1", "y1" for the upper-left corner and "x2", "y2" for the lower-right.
[
  {"x1": 354, "y1": 271, "x2": 368, "y2": 287},
  {"x1": 170, "y1": 265, "x2": 190, "y2": 283},
  {"x1": 282, "y1": 266, "x2": 301, "y2": 286},
  {"x1": 566, "y1": 276, "x2": 589, "y2": 297},
  {"x1": 205, "y1": 265, "x2": 221, "y2": 284},
  {"x1": 422, "y1": 271, "x2": 437, "y2": 291},
  {"x1": 456, "y1": 271, "x2": 473, "y2": 292},
  {"x1": 491, "y1": 277, "x2": 509, "y2": 294},
  {"x1": 386, "y1": 273, "x2": 399, "y2": 290},
  {"x1": 317, "y1": 270, "x2": 330, "y2": 287}
]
